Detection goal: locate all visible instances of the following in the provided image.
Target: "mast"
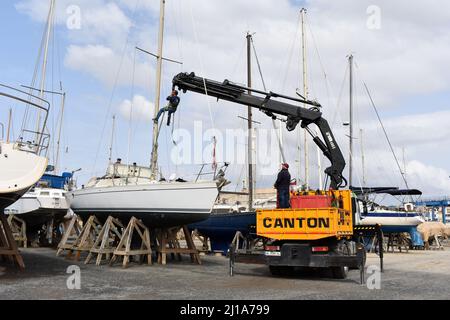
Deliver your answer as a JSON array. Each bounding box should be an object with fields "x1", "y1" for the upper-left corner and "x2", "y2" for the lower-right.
[
  {"x1": 36, "y1": 0, "x2": 55, "y2": 146},
  {"x1": 360, "y1": 128, "x2": 366, "y2": 187},
  {"x1": 150, "y1": 0, "x2": 166, "y2": 180},
  {"x1": 7, "y1": 108, "x2": 12, "y2": 143},
  {"x1": 300, "y1": 8, "x2": 310, "y2": 189},
  {"x1": 54, "y1": 87, "x2": 66, "y2": 174},
  {"x1": 108, "y1": 115, "x2": 116, "y2": 164},
  {"x1": 402, "y1": 146, "x2": 407, "y2": 180},
  {"x1": 246, "y1": 32, "x2": 254, "y2": 211},
  {"x1": 349, "y1": 54, "x2": 354, "y2": 188}
]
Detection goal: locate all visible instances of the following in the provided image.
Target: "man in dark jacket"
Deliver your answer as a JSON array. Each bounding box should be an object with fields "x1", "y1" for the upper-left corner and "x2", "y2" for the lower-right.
[
  {"x1": 153, "y1": 90, "x2": 181, "y2": 126},
  {"x1": 274, "y1": 163, "x2": 291, "y2": 209}
]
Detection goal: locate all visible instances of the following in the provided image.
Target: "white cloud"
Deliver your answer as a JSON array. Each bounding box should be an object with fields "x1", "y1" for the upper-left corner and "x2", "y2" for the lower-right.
[
  {"x1": 15, "y1": 0, "x2": 450, "y2": 197},
  {"x1": 64, "y1": 44, "x2": 153, "y2": 89},
  {"x1": 16, "y1": 0, "x2": 132, "y2": 47},
  {"x1": 406, "y1": 160, "x2": 450, "y2": 197},
  {"x1": 119, "y1": 95, "x2": 154, "y2": 121}
]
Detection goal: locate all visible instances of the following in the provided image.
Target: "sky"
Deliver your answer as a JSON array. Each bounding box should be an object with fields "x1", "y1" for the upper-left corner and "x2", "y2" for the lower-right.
[{"x1": 1, "y1": 0, "x2": 449, "y2": 200}]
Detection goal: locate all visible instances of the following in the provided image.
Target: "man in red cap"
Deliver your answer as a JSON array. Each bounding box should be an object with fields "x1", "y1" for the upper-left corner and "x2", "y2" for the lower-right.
[{"x1": 274, "y1": 163, "x2": 291, "y2": 208}]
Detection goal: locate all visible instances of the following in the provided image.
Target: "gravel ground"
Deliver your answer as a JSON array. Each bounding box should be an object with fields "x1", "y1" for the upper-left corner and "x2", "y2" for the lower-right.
[{"x1": 1, "y1": 247, "x2": 450, "y2": 300}]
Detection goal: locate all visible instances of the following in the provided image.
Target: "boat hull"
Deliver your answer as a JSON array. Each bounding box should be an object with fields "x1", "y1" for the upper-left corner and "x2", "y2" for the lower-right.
[
  {"x1": 359, "y1": 212, "x2": 425, "y2": 233},
  {"x1": 69, "y1": 181, "x2": 219, "y2": 228},
  {"x1": 5, "y1": 192, "x2": 70, "y2": 232},
  {"x1": 0, "y1": 142, "x2": 48, "y2": 210},
  {"x1": 0, "y1": 189, "x2": 28, "y2": 211},
  {"x1": 189, "y1": 212, "x2": 256, "y2": 253}
]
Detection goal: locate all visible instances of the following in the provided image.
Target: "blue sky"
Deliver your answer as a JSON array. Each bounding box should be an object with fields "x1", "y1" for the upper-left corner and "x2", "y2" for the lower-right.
[{"x1": 1, "y1": 0, "x2": 450, "y2": 197}]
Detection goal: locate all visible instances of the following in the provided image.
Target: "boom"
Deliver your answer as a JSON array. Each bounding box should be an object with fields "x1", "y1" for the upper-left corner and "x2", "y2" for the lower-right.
[{"x1": 172, "y1": 72, "x2": 347, "y2": 189}]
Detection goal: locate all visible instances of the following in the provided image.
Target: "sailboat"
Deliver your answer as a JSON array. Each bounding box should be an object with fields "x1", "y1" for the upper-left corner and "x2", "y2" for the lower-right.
[
  {"x1": 69, "y1": 0, "x2": 222, "y2": 228},
  {"x1": 3, "y1": 1, "x2": 73, "y2": 245},
  {"x1": 0, "y1": 86, "x2": 49, "y2": 211}
]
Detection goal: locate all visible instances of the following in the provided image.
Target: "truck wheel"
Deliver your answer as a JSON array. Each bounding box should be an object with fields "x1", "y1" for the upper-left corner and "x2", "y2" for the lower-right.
[{"x1": 331, "y1": 266, "x2": 349, "y2": 279}]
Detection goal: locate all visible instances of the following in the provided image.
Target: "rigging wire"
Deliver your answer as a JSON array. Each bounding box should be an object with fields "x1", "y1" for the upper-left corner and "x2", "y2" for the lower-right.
[
  {"x1": 280, "y1": 14, "x2": 301, "y2": 92},
  {"x1": 188, "y1": 0, "x2": 216, "y2": 131},
  {"x1": 126, "y1": 46, "x2": 137, "y2": 166},
  {"x1": 91, "y1": 0, "x2": 141, "y2": 177},
  {"x1": 354, "y1": 61, "x2": 413, "y2": 202}
]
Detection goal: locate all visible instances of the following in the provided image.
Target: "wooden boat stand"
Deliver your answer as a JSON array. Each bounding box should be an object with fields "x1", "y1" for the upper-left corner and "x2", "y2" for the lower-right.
[
  {"x1": 57, "y1": 215, "x2": 101, "y2": 260},
  {"x1": 191, "y1": 229, "x2": 210, "y2": 253},
  {"x1": 110, "y1": 217, "x2": 152, "y2": 268},
  {"x1": 85, "y1": 216, "x2": 124, "y2": 266},
  {"x1": 56, "y1": 214, "x2": 202, "y2": 268},
  {"x1": 56, "y1": 215, "x2": 82, "y2": 257},
  {"x1": 7, "y1": 215, "x2": 27, "y2": 248},
  {"x1": 0, "y1": 213, "x2": 25, "y2": 270},
  {"x1": 156, "y1": 225, "x2": 201, "y2": 265}
]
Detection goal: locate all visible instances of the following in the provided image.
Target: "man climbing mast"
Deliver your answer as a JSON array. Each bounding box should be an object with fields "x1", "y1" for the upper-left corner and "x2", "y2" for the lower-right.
[{"x1": 153, "y1": 89, "x2": 180, "y2": 126}]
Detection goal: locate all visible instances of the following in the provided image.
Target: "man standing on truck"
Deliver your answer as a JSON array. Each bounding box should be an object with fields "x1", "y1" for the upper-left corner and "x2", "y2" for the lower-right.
[{"x1": 274, "y1": 163, "x2": 291, "y2": 209}]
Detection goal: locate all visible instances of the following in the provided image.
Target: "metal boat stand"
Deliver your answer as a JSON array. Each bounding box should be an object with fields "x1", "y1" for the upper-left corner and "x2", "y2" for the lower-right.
[
  {"x1": 0, "y1": 213, "x2": 25, "y2": 270},
  {"x1": 353, "y1": 224, "x2": 384, "y2": 272}
]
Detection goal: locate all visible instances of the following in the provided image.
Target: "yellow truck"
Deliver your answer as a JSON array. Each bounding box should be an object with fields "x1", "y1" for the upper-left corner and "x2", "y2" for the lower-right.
[
  {"x1": 173, "y1": 72, "x2": 383, "y2": 281},
  {"x1": 257, "y1": 190, "x2": 364, "y2": 279}
]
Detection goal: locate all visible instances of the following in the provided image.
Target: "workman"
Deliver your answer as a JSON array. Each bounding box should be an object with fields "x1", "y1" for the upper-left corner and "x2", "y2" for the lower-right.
[
  {"x1": 153, "y1": 90, "x2": 180, "y2": 126},
  {"x1": 274, "y1": 163, "x2": 291, "y2": 209}
]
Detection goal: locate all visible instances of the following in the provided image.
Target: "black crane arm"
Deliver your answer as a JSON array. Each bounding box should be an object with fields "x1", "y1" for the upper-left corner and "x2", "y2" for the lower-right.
[{"x1": 172, "y1": 72, "x2": 347, "y2": 189}]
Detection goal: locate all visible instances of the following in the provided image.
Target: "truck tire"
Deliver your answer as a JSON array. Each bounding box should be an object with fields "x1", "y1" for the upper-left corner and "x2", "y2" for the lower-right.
[{"x1": 331, "y1": 266, "x2": 349, "y2": 279}]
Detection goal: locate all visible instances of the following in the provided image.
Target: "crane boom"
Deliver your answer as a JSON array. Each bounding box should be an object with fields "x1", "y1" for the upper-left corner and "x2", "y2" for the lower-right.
[{"x1": 172, "y1": 72, "x2": 347, "y2": 189}]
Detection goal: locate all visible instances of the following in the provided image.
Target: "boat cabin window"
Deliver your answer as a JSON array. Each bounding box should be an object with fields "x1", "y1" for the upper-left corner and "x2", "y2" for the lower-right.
[{"x1": 39, "y1": 191, "x2": 50, "y2": 196}]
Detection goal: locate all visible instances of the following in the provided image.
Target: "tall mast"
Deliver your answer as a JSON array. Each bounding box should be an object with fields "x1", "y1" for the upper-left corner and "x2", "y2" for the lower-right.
[
  {"x1": 360, "y1": 128, "x2": 366, "y2": 187},
  {"x1": 300, "y1": 8, "x2": 309, "y2": 189},
  {"x1": 349, "y1": 54, "x2": 354, "y2": 187},
  {"x1": 7, "y1": 108, "x2": 12, "y2": 143},
  {"x1": 108, "y1": 115, "x2": 116, "y2": 164},
  {"x1": 150, "y1": 0, "x2": 166, "y2": 179},
  {"x1": 246, "y1": 32, "x2": 254, "y2": 211},
  {"x1": 54, "y1": 88, "x2": 66, "y2": 174},
  {"x1": 36, "y1": 0, "x2": 55, "y2": 145}
]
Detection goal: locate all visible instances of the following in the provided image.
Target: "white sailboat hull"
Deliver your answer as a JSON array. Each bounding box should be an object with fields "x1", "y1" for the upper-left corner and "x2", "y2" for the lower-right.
[
  {"x1": 359, "y1": 212, "x2": 425, "y2": 227},
  {"x1": 0, "y1": 142, "x2": 48, "y2": 210},
  {"x1": 69, "y1": 181, "x2": 219, "y2": 227},
  {"x1": 5, "y1": 188, "x2": 70, "y2": 230}
]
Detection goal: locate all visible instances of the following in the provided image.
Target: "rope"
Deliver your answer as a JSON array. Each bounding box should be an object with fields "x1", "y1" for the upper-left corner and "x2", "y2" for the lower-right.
[
  {"x1": 171, "y1": 112, "x2": 177, "y2": 146},
  {"x1": 188, "y1": 1, "x2": 216, "y2": 130}
]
